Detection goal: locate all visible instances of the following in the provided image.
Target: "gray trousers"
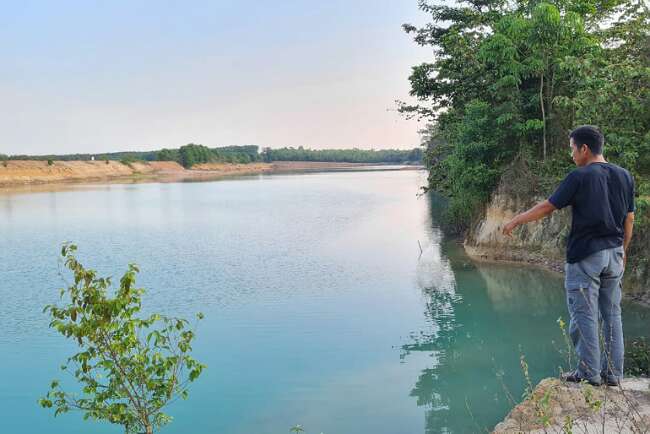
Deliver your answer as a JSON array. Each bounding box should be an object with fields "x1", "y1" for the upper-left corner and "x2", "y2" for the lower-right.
[{"x1": 565, "y1": 246, "x2": 625, "y2": 383}]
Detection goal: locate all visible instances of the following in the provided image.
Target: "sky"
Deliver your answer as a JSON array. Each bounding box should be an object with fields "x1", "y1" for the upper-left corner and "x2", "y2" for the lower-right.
[{"x1": 0, "y1": 1, "x2": 432, "y2": 155}]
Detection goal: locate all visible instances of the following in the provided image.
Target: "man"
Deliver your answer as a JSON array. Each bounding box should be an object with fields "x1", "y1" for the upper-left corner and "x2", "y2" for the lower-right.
[{"x1": 502, "y1": 125, "x2": 635, "y2": 386}]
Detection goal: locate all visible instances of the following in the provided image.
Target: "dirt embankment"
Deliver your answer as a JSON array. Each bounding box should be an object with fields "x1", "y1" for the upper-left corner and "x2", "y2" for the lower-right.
[
  {"x1": 0, "y1": 160, "x2": 422, "y2": 188},
  {"x1": 0, "y1": 160, "x2": 175, "y2": 186}
]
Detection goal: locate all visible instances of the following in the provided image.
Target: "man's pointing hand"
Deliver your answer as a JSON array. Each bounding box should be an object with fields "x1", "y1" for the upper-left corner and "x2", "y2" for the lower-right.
[{"x1": 502, "y1": 218, "x2": 518, "y2": 237}]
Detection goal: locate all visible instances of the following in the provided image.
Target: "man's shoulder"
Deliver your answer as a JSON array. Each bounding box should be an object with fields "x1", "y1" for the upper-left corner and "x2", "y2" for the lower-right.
[
  {"x1": 604, "y1": 162, "x2": 627, "y2": 173},
  {"x1": 564, "y1": 167, "x2": 586, "y2": 180},
  {"x1": 603, "y1": 163, "x2": 634, "y2": 183}
]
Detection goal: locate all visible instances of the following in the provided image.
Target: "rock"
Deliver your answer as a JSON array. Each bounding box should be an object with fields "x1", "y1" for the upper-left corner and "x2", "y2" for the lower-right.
[{"x1": 494, "y1": 378, "x2": 650, "y2": 433}]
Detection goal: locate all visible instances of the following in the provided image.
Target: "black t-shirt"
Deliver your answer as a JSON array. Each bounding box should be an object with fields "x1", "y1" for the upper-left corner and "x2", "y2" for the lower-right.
[{"x1": 548, "y1": 162, "x2": 635, "y2": 263}]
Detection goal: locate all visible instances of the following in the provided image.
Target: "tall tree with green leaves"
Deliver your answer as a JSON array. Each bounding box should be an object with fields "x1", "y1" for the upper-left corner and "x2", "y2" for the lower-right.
[
  {"x1": 40, "y1": 244, "x2": 205, "y2": 434},
  {"x1": 403, "y1": 0, "x2": 649, "y2": 229}
]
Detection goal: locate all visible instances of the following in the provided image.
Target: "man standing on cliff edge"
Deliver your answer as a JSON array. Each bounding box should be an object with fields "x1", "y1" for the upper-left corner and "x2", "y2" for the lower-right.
[{"x1": 502, "y1": 125, "x2": 635, "y2": 386}]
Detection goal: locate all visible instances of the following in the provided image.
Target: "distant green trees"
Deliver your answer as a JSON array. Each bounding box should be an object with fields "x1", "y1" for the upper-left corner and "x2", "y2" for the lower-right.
[
  {"x1": 3, "y1": 144, "x2": 423, "y2": 169},
  {"x1": 178, "y1": 144, "x2": 213, "y2": 168},
  {"x1": 7, "y1": 151, "x2": 159, "y2": 163},
  {"x1": 261, "y1": 147, "x2": 422, "y2": 164},
  {"x1": 159, "y1": 144, "x2": 422, "y2": 168},
  {"x1": 402, "y1": 0, "x2": 650, "y2": 229},
  {"x1": 212, "y1": 145, "x2": 259, "y2": 163},
  {"x1": 156, "y1": 148, "x2": 179, "y2": 163},
  {"x1": 165, "y1": 144, "x2": 261, "y2": 168}
]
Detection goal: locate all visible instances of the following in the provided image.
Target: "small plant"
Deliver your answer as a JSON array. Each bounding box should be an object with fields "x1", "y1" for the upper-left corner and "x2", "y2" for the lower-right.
[
  {"x1": 581, "y1": 385, "x2": 602, "y2": 412},
  {"x1": 556, "y1": 316, "x2": 575, "y2": 369},
  {"x1": 562, "y1": 415, "x2": 573, "y2": 433},
  {"x1": 39, "y1": 244, "x2": 205, "y2": 434},
  {"x1": 105, "y1": 158, "x2": 110, "y2": 165},
  {"x1": 47, "y1": 159, "x2": 54, "y2": 166}
]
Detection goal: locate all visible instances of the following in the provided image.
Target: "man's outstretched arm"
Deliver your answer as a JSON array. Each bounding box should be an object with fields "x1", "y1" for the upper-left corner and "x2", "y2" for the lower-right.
[
  {"x1": 623, "y1": 211, "x2": 634, "y2": 268},
  {"x1": 502, "y1": 200, "x2": 558, "y2": 237}
]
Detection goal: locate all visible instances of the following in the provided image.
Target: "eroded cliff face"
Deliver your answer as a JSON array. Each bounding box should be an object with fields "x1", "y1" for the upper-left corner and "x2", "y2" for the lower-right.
[{"x1": 464, "y1": 169, "x2": 649, "y2": 298}]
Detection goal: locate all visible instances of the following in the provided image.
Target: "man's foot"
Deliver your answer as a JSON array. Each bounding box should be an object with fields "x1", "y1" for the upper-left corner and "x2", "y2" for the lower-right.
[
  {"x1": 601, "y1": 375, "x2": 621, "y2": 387},
  {"x1": 560, "y1": 371, "x2": 601, "y2": 386}
]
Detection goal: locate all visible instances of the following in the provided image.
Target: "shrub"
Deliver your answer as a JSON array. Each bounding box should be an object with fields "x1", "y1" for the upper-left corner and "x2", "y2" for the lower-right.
[
  {"x1": 625, "y1": 337, "x2": 650, "y2": 377},
  {"x1": 39, "y1": 244, "x2": 205, "y2": 434}
]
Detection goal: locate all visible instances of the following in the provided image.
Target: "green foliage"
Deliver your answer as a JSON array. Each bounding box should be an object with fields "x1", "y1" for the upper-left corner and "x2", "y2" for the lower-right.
[
  {"x1": 156, "y1": 148, "x2": 179, "y2": 162},
  {"x1": 3, "y1": 144, "x2": 420, "y2": 167},
  {"x1": 178, "y1": 143, "x2": 213, "y2": 168},
  {"x1": 47, "y1": 159, "x2": 54, "y2": 166},
  {"x1": 625, "y1": 337, "x2": 650, "y2": 377},
  {"x1": 40, "y1": 244, "x2": 205, "y2": 434},
  {"x1": 404, "y1": 0, "x2": 650, "y2": 230},
  {"x1": 8, "y1": 151, "x2": 158, "y2": 162},
  {"x1": 211, "y1": 145, "x2": 260, "y2": 164},
  {"x1": 120, "y1": 156, "x2": 139, "y2": 168},
  {"x1": 261, "y1": 146, "x2": 422, "y2": 164}
]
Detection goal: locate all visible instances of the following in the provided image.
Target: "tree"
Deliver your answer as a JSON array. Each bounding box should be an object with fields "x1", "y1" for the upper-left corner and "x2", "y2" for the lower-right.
[
  {"x1": 178, "y1": 143, "x2": 213, "y2": 168},
  {"x1": 156, "y1": 148, "x2": 179, "y2": 163},
  {"x1": 40, "y1": 244, "x2": 205, "y2": 434},
  {"x1": 402, "y1": 0, "x2": 649, "y2": 228}
]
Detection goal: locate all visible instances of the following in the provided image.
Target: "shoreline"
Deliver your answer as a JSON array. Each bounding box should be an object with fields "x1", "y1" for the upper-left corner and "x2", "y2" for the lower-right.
[
  {"x1": 463, "y1": 242, "x2": 650, "y2": 308},
  {"x1": 0, "y1": 160, "x2": 424, "y2": 192}
]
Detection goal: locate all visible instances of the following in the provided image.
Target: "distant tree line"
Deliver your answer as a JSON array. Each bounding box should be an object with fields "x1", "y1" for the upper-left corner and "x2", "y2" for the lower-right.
[
  {"x1": 260, "y1": 147, "x2": 423, "y2": 164},
  {"x1": 2, "y1": 145, "x2": 423, "y2": 169},
  {"x1": 158, "y1": 144, "x2": 261, "y2": 168},
  {"x1": 4, "y1": 151, "x2": 159, "y2": 162}
]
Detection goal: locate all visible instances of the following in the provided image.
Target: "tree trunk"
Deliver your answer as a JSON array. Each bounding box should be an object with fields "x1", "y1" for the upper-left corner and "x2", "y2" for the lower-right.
[
  {"x1": 540, "y1": 73, "x2": 547, "y2": 161},
  {"x1": 146, "y1": 425, "x2": 153, "y2": 434}
]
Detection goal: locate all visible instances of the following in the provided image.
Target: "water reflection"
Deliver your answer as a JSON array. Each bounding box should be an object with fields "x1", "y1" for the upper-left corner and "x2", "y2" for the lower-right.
[
  {"x1": 402, "y1": 193, "x2": 571, "y2": 433},
  {"x1": 477, "y1": 265, "x2": 562, "y2": 315}
]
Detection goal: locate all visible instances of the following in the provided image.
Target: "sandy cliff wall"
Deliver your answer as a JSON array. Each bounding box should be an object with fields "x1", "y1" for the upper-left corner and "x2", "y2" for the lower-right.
[{"x1": 464, "y1": 172, "x2": 569, "y2": 273}]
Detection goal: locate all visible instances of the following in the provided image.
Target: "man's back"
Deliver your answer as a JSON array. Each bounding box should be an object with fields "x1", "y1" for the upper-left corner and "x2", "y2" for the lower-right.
[{"x1": 549, "y1": 162, "x2": 635, "y2": 263}]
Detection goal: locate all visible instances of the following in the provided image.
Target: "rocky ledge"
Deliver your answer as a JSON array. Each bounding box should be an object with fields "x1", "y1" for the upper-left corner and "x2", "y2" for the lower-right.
[{"x1": 494, "y1": 377, "x2": 650, "y2": 433}]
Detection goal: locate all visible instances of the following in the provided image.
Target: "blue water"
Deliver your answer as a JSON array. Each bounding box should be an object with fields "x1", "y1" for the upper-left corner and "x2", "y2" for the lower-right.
[{"x1": 0, "y1": 170, "x2": 648, "y2": 433}]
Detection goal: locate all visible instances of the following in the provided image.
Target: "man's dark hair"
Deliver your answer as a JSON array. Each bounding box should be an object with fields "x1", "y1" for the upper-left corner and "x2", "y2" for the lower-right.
[{"x1": 569, "y1": 125, "x2": 604, "y2": 155}]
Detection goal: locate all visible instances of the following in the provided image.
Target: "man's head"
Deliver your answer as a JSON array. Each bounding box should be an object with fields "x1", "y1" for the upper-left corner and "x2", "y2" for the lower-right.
[{"x1": 569, "y1": 125, "x2": 604, "y2": 167}]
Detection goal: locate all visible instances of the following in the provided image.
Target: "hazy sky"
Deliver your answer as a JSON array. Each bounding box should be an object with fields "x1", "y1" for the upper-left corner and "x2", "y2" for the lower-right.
[{"x1": 1, "y1": 1, "x2": 432, "y2": 155}]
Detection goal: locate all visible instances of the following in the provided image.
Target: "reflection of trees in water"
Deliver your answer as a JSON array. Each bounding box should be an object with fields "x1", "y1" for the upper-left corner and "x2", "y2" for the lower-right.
[
  {"x1": 405, "y1": 194, "x2": 650, "y2": 433},
  {"x1": 475, "y1": 264, "x2": 562, "y2": 315},
  {"x1": 404, "y1": 240, "x2": 514, "y2": 433},
  {"x1": 402, "y1": 196, "x2": 565, "y2": 432},
  {"x1": 402, "y1": 201, "x2": 472, "y2": 432},
  {"x1": 404, "y1": 244, "x2": 573, "y2": 432}
]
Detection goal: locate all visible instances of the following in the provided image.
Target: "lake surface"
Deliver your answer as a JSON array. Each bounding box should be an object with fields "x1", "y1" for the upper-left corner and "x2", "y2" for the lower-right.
[{"x1": 1, "y1": 169, "x2": 648, "y2": 434}]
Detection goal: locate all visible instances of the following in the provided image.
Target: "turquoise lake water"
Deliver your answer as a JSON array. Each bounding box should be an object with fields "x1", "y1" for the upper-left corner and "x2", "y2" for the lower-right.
[{"x1": 0, "y1": 169, "x2": 648, "y2": 433}]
